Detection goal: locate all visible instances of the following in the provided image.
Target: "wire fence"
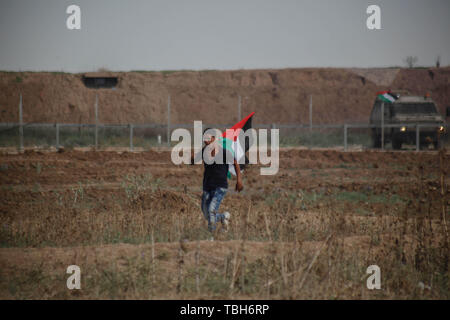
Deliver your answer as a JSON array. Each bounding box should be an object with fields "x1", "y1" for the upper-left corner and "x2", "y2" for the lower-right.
[
  {"x1": 0, "y1": 122, "x2": 448, "y2": 152},
  {"x1": 1, "y1": 94, "x2": 448, "y2": 152}
]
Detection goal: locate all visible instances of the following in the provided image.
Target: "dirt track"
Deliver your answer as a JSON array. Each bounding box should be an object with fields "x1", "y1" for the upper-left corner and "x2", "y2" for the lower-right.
[{"x1": 0, "y1": 148, "x2": 448, "y2": 199}]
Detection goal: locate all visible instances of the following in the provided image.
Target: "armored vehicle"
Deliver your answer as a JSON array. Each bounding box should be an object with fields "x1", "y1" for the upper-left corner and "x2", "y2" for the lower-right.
[{"x1": 369, "y1": 91, "x2": 445, "y2": 149}]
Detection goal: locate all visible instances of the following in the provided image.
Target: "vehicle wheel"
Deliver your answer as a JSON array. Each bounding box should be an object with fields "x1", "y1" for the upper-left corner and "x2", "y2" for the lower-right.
[
  {"x1": 372, "y1": 135, "x2": 381, "y2": 148},
  {"x1": 392, "y1": 139, "x2": 402, "y2": 150}
]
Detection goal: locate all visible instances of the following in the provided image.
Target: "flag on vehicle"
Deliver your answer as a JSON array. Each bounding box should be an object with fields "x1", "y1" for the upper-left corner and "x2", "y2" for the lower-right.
[{"x1": 377, "y1": 91, "x2": 397, "y2": 103}]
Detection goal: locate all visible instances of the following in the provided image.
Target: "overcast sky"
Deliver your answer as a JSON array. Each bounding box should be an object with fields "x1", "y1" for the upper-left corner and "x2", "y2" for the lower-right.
[{"x1": 1, "y1": 0, "x2": 449, "y2": 72}]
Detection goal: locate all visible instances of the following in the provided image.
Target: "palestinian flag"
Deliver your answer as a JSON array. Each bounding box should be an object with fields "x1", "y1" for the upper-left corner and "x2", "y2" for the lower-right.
[
  {"x1": 219, "y1": 112, "x2": 255, "y2": 177},
  {"x1": 377, "y1": 91, "x2": 397, "y2": 103}
]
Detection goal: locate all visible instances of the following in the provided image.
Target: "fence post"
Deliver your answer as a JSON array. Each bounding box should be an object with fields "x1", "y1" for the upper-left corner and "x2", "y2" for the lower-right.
[
  {"x1": 309, "y1": 95, "x2": 313, "y2": 132},
  {"x1": 95, "y1": 94, "x2": 98, "y2": 150},
  {"x1": 344, "y1": 124, "x2": 348, "y2": 151},
  {"x1": 56, "y1": 123, "x2": 60, "y2": 148},
  {"x1": 416, "y1": 125, "x2": 420, "y2": 152},
  {"x1": 381, "y1": 102, "x2": 384, "y2": 151},
  {"x1": 129, "y1": 124, "x2": 134, "y2": 151},
  {"x1": 19, "y1": 94, "x2": 23, "y2": 152},
  {"x1": 238, "y1": 95, "x2": 241, "y2": 121},
  {"x1": 167, "y1": 95, "x2": 171, "y2": 146}
]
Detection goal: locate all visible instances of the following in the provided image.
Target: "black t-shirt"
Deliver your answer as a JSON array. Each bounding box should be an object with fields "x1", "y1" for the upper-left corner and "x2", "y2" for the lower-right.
[{"x1": 202, "y1": 145, "x2": 232, "y2": 191}]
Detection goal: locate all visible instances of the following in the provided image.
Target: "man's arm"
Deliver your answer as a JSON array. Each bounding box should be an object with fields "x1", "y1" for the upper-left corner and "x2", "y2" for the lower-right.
[{"x1": 233, "y1": 158, "x2": 243, "y2": 192}]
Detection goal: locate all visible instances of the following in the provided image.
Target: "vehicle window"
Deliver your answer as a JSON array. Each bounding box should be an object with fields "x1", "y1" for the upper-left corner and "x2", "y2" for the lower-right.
[{"x1": 393, "y1": 103, "x2": 437, "y2": 114}]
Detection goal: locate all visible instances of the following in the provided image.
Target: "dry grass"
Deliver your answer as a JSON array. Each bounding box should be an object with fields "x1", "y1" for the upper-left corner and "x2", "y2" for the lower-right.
[{"x1": 0, "y1": 151, "x2": 449, "y2": 299}]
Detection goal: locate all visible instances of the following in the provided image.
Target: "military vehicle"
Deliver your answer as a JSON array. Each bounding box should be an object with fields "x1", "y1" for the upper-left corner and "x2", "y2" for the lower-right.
[{"x1": 369, "y1": 91, "x2": 445, "y2": 149}]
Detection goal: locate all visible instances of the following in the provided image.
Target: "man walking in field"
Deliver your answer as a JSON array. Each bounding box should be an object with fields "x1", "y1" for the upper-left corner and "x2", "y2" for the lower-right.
[{"x1": 192, "y1": 128, "x2": 243, "y2": 239}]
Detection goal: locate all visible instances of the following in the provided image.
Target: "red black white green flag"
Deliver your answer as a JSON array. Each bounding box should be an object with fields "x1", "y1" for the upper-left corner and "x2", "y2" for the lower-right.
[
  {"x1": 219, "y1": 112, "x2": 255, "y2": 177},
  {"x1": 377, "y1": 91, "x2": 397, "y2": 103}
]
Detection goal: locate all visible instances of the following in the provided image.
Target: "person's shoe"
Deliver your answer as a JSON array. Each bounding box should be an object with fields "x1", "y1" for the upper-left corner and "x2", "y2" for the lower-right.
[
  {"x1": 223, "y1": 212, "x2": 231, "y2": 230},
  {"x1": 208, "y1": 236, "x2": 214, "y2": 241}
]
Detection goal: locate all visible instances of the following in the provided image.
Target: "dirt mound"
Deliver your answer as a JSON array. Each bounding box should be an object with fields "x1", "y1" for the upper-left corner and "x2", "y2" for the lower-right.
[
  {"x1": 349, "y1": 68, "x2": 400, "y2": 86},
  {"x1": 0, "y1": 67, "x2": 449, "y2": 126}
]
